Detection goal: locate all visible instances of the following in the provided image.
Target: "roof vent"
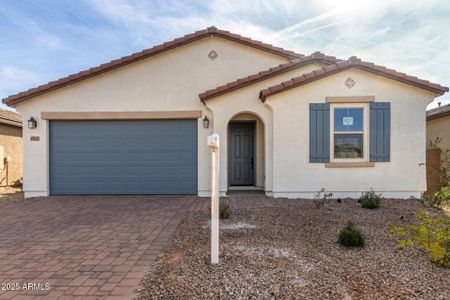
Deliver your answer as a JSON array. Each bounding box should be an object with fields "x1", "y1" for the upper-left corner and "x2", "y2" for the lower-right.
[
  {"x1": 348, "y1": 56, "x2": 360, "y2": 61},
  {"x1": 347, "y1": 56, "x2": 362, "y2": 64}
]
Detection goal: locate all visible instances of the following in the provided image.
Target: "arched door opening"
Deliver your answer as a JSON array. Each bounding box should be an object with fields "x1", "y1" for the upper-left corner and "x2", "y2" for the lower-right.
[{"x1": 227, "y1": 112, "x2": 265, "y2": 190}]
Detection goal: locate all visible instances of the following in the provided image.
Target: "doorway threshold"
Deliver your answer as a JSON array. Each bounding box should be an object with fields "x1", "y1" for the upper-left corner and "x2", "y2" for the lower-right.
[
  {"x1": 228, "y1": 186, "x2": 263, "y2": 191},
  {"x1": 227, "y1": 186, "x2": 265, "y2": 196}
]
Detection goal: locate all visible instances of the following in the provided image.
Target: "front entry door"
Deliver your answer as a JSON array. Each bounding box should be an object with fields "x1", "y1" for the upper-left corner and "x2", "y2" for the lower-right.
[{"x1": 229, "y1": 122, "x2": 255, "y2": 186}]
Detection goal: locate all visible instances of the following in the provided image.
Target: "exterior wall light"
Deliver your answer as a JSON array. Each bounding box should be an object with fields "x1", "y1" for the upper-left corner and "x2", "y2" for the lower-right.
[
  {"x1": 28, "y1": 117, "x2": 37, "y2": 129},
  {"x1": 203, "y1": 115, "x2": 210, "y2": 128}
]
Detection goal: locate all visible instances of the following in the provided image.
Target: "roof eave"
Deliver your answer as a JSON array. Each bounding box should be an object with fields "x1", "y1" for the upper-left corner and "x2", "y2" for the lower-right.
[
  {"x1": 427, "y1": 109, "x2": 450, "y2": 121},
  {"x1": 0, "y1": 118, "x2": 22, "y2": 127},
  {"x1": 2, "y1": 26, "x2": 303, "y2": 107},
  {"x1": 200, "y1": 55, "x2": 340, "y2": 102},
  {"x1": 355, "y1": 66, "x2": 449, "y2": 96},
  {"x1": 260, "y1": 66, "x2": 346, "y2": 102},
  {"x1": 260, "y1": 62, "x2": 449, "y2": 102}
]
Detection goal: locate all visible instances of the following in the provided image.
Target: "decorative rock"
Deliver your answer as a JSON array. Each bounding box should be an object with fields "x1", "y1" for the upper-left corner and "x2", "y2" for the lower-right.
[{"x1": 136, "y1": 199, "x2": 450, "y2": 299}]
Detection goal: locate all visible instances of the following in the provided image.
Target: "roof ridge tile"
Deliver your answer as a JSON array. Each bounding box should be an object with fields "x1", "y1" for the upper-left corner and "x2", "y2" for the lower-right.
[
  {"x1": 259, "y1": 59, "x2": 449, "y2": 101},
  {"x1": 199, "y1": 52, "x2": 341, "y2": 101},
  {"x1": 427, "y1": 102, "x2": 450, "y2": 120},
  {"x1": 4, "y1": 26, "x2": 303, "y2": 106}
]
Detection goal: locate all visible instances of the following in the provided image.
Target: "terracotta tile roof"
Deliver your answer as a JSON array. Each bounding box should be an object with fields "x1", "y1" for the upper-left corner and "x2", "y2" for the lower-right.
[
  {"x1": 0, "y1": 109, "x2": 22, "y2": 127},
  {"x1": 199, "y1": 52, "x2": 342, "y2": 101},
  {"x1": 260, "y1": 57, "x2": 449, "y2": 101},
  {"x1": 427, "y1": 103, "x2": 450, "y2": 120},
  {"x1": 2, "y1": 26, "x2": 303, "y2": 107}
]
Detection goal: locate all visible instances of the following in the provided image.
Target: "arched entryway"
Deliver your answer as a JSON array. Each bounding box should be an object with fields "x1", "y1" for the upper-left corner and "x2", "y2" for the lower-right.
[{"x1": 227, "y1": 112, "x2": 265, "y2": 191}]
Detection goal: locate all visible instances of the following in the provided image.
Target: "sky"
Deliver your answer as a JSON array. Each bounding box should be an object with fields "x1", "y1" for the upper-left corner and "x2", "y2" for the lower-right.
[{"x1": 1, "y1": 0, "x2": 449, "y2": 111}]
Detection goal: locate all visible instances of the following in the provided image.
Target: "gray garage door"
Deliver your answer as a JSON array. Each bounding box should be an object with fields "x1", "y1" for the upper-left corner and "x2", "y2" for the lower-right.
[{"x1": 49, "y1": 120, "x2": 197, "y2": 195}]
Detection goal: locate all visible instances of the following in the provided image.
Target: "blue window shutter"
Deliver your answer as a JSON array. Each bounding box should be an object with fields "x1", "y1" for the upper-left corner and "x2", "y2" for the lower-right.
[
  {"x1": 370, "y1": 102, "x2": 391, "y2": 162},
  {"x1": 310, "y1": 103, "x2": 330, "y2": 163}
]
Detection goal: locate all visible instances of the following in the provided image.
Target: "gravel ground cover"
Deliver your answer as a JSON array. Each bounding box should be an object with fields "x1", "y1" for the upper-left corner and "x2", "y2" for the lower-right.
[{"x1": 137, "y1": 198, "x2": 450, "y2": 300}]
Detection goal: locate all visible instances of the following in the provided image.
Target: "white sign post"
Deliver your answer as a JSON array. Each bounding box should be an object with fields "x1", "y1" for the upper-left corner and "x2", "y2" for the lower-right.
[{"x1": 207, "y1": 133, "x2": 220, "y2": 265}]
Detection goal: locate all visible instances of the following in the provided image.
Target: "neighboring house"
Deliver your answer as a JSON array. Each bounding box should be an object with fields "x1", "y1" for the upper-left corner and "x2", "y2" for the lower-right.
[
  {"x1": 0, "y1": 109, "x2": 23, "y2": 187},
  {"x1": 2, "y1": 27, "x2": 448, "y2": 199},
  {"x1": 426, "y1": 103, "x2": 450, "y2": 189},
  {"x1": 427, "y1": 103, "x2": 450, "y2": 152}
]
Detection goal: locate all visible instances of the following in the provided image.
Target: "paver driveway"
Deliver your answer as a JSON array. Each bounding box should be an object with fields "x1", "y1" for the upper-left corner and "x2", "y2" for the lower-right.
[{"x1": 0, "y1": 194, "x2": 199, "y2": 299}]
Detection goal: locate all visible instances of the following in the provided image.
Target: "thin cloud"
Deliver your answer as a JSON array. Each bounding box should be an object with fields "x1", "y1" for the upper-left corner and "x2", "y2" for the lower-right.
[
  {"x1": 0, "y1": 66, "x2": 40, "y2": 95},
  {"x1": 271, "y1": 11, "x2": 339, "y2": 42},
  {"x1": 0, "y1": 0, "x2": 449, "y2": 110},
  {"x1": 274, "y1": 18, "x2": 354, "y2": 42},
  {"x1": 84, "y1": 0, "x2": 154, "y2": 45}
]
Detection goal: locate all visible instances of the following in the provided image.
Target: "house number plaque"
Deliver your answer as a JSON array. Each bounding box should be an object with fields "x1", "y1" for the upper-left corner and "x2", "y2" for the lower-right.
[{"x1": 343, "y1": 117, "x2": 353, "y2": 126}]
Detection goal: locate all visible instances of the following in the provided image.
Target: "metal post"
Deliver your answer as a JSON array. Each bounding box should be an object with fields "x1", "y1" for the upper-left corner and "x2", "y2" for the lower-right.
[{"x1": 208, "y1": 133, "x2": 220, "y2": 264}]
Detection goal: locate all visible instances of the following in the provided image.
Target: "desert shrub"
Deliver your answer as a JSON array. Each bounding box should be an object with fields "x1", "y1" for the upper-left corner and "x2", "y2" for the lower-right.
[
  {"x1": 360, "y1": 189, "x2": 382, "y2": 209},
  {"x1": 421, "y1": 187, "x2": 450, "y2": 208},
  {"x1": 388, "y1": 209, "x2": 450, "y2": 268},
  {"x1": 437, "y1": 155, "x2": 450, "y2": 189},
  {"x1": 428, "y1": 136, "x2": 446, "y2": 150},
  {"x1": 338, "y1": 221, "x2": 365, "y2": 247},
  {"x1": 424, "y1": 138, "x2": 450, "y2": 208},
  {"x1": 219, "y1": 202, "x2": 231, "y2": 219},
  {"x1": 428, "y1": 137, "x2": 450, "y2": 169},
  {"x1": 313, "y1": 188, "x2": 333, "y2": 209},
  {"x1": 207, "y1": 202, "x2": 231, "y2": 219}
]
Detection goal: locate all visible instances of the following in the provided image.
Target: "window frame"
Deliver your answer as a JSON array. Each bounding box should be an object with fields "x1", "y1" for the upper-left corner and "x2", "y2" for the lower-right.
[{"x1": 330, "y1": 103, "x2": 370, "y2": 163}]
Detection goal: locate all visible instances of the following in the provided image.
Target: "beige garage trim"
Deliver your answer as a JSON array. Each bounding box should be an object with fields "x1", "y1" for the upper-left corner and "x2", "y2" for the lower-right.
[
  {"x1": 41, "y1": 111, "x2": 202, "y2": 120},
  {"x1": 325, "y1": 96, "x2": 375, "y2": 103}
]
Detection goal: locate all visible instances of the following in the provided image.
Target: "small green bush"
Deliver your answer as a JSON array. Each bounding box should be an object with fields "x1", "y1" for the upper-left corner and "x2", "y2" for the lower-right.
[
  {"x1": 424, "y1": 139, "x2": 450, "y2": 208},
  {"x1": 207, "y1": 202, "x2": 231, "y2": 219},
  {"x1": 219, "y1": 202, "x2": 231, "y2": 219},
  {"x1": 338, "y1": 221, "x2": 365, "y2": 247},
  {"x1": 313, "y1": 188, "x2": 333, "y2": 209},
  {"x1": 421, "y1": 187, "x2": 450, "y2": 208},
  {"x1": 360, "y1": 189, "x2": 382, "y2": 209},
  {"x1": 388, "y1": 209, "x2": 449, "y2": 268}
]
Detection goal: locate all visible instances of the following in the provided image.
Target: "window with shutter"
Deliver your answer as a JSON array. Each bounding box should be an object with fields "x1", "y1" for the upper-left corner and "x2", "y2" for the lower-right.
[{"x1": 309, "y1": 100, "x2": 391, "y2": 165}]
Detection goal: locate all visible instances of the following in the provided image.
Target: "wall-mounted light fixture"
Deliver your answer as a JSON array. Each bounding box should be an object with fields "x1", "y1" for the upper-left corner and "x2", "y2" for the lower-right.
[
  {"x1": 203, "y1": 115, "x2": 210, "y2": 129},
  {"x1": 28, "y1": 117, "x2": 37, "y2": 129}
]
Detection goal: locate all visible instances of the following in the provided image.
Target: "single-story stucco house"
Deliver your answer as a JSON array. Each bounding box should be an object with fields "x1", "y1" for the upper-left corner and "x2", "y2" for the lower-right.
[
  {"x1": 2, "y1": 27, "x2": 448, "y2": 199},
  {"x1": 427, "y1": 103, "x2": 450, "y2": 153},
  {"x1": 0, "y1": 109, "x2": 23, "y2": 187},
  {"x1": 426, "y1": 102, "x2": 450, "y2": 189}
]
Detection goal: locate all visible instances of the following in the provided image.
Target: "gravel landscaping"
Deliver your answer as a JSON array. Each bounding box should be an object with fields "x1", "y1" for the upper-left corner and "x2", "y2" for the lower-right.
[{"x1": 137, "y1": 198, "x2": 450, "y2": 300}]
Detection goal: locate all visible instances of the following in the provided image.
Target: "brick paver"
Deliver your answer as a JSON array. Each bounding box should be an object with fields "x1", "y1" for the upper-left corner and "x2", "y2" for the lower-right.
[
  {"x1": 0, "y1": 195, "x2": 199, "y2": 299},
  {"x1": 0, "y1": 194, "x2": 273, "y2": 299}
]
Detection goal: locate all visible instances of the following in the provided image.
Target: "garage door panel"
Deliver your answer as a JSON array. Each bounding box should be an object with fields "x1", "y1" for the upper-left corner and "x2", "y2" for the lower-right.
[{"x1": 50, "y1": 120, "x2": 197, "y2": 195}]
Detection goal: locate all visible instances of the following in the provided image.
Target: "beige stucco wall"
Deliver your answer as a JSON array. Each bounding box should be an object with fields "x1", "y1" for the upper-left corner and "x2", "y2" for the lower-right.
[
  {"x1": 266, "y1": 69, "x2": 436, "y2": 198},
  {"x1": 13, "y1": 34, "x2": 440, "y2": 199},
  {"x1": 427, "y1": 115, "x2": 450, "y2": 153},
  {"x1": 14, "y1": 36, "x2": 288, "y2": 198},
  {"x1": 0, "y1": 124, "x2": 23, "y2": 186},
  {"x1": 205, "y1": 63, "x2": 324, "y2": 195}
]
